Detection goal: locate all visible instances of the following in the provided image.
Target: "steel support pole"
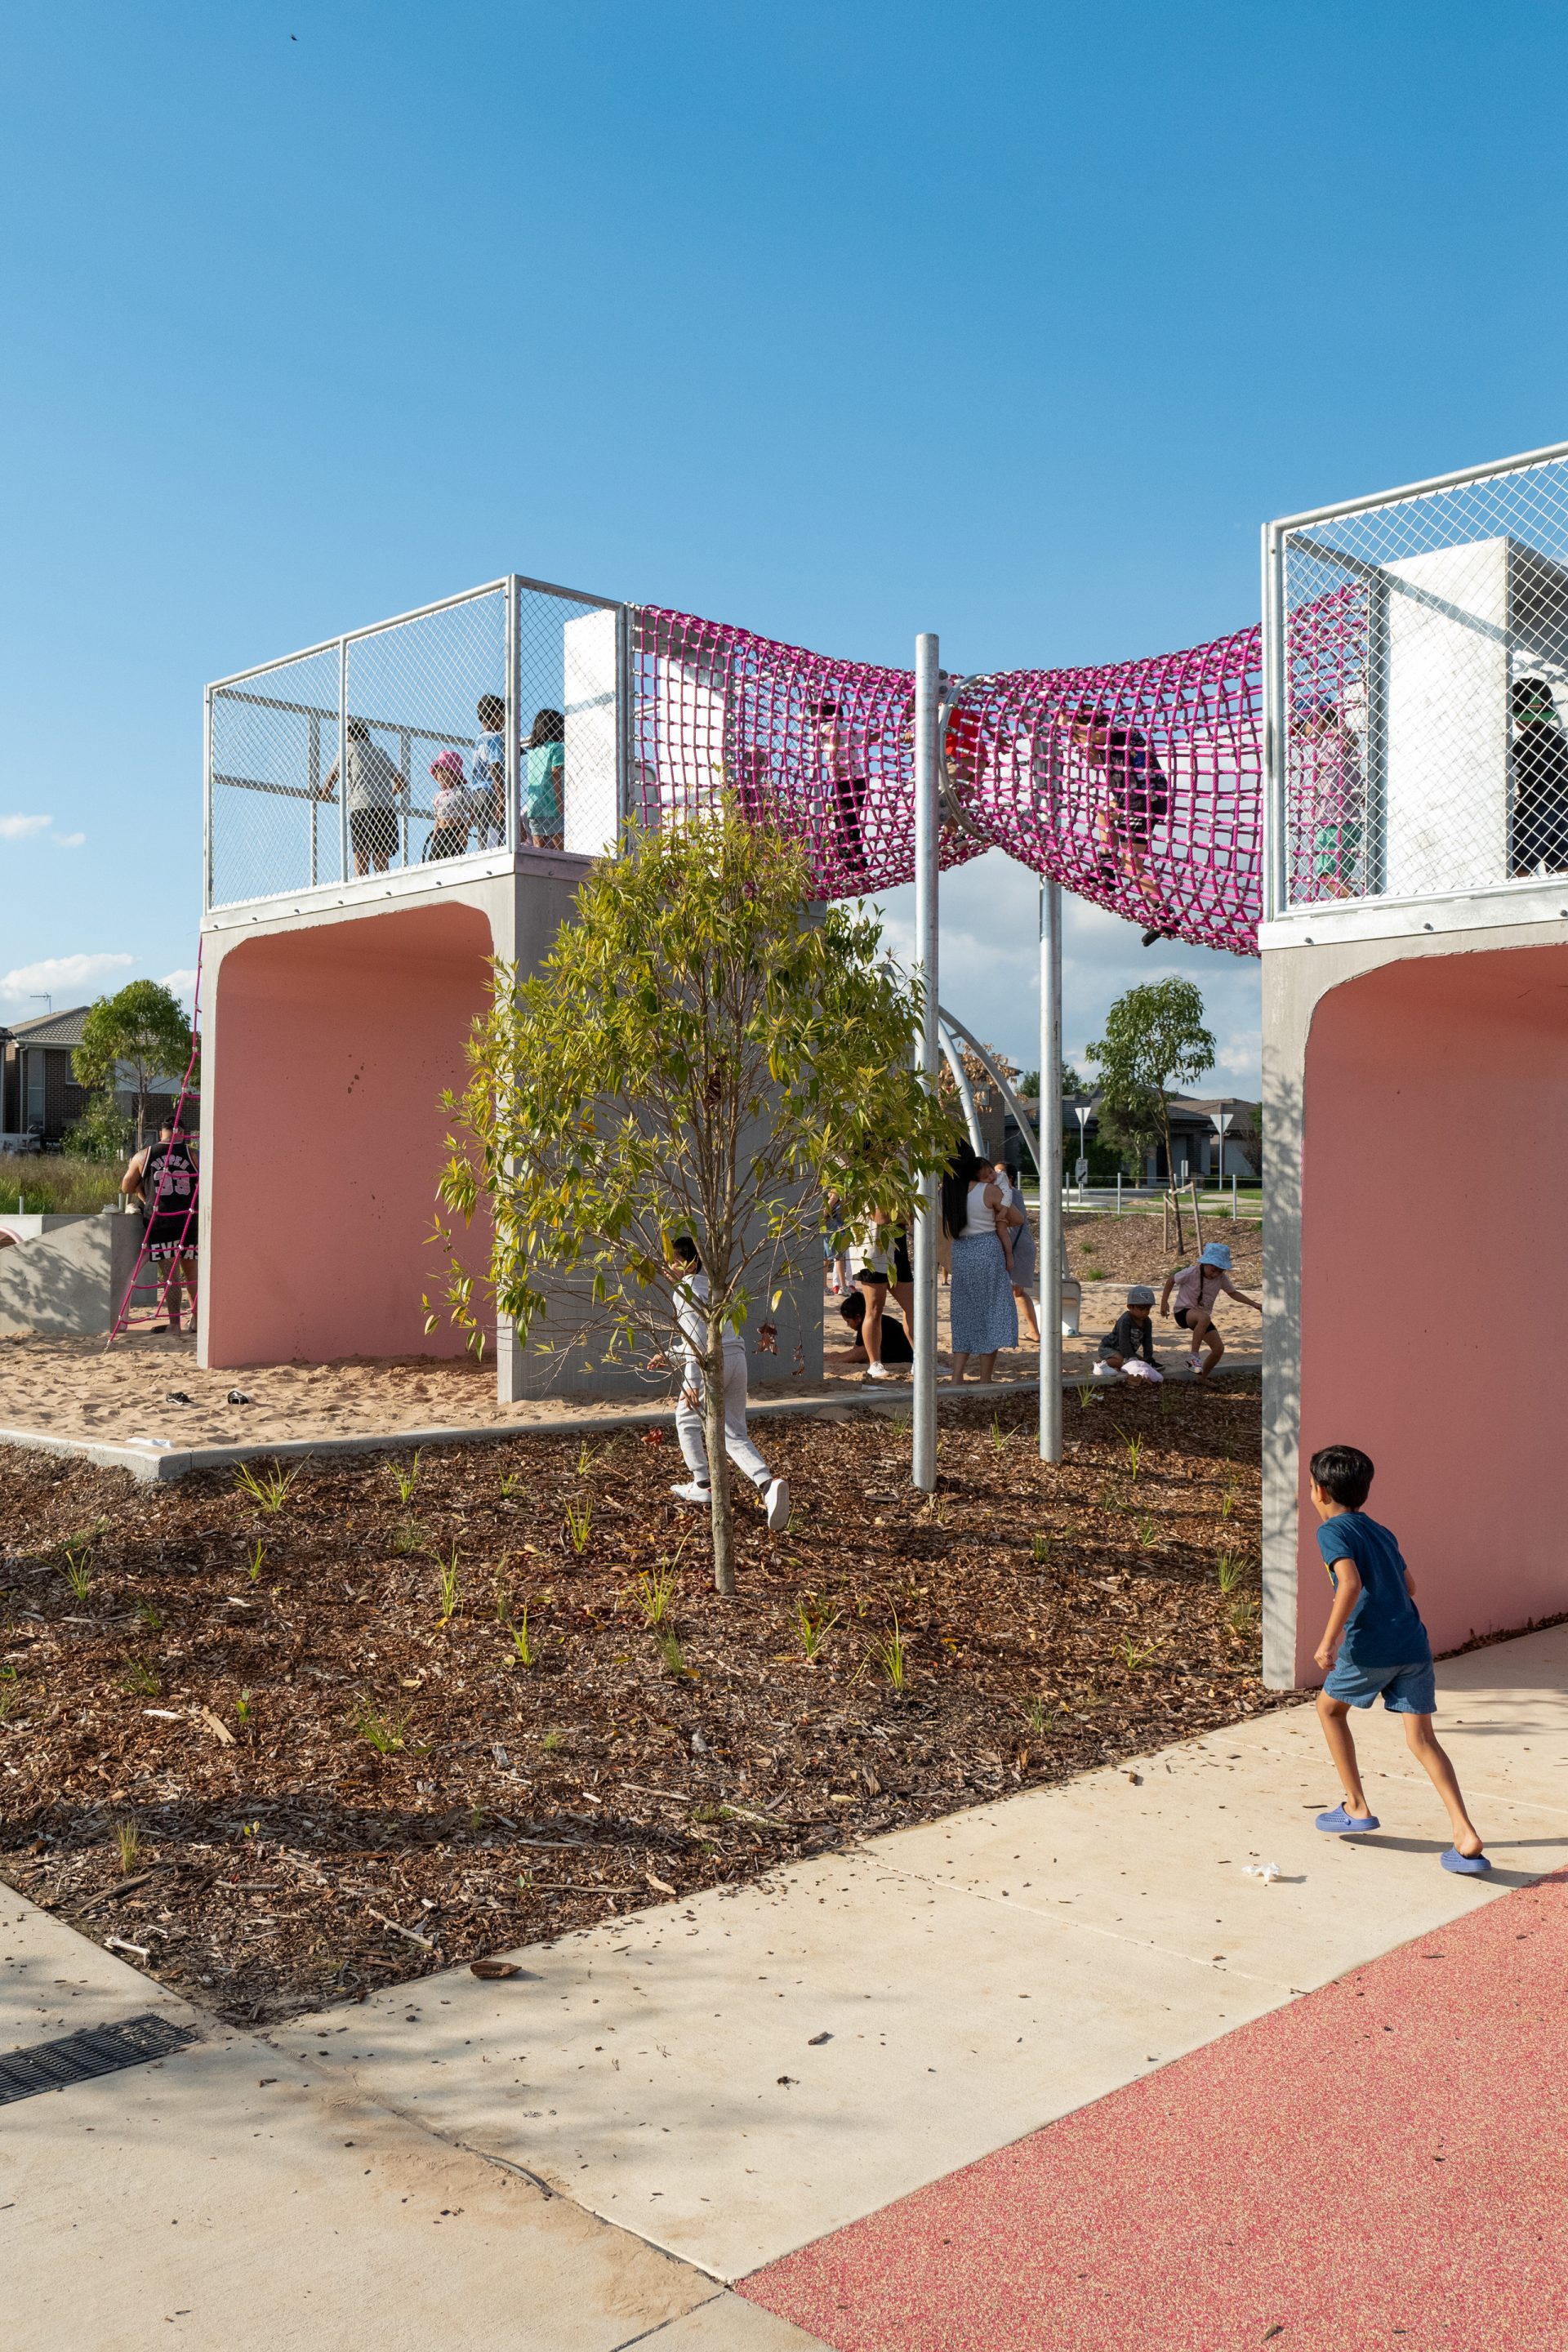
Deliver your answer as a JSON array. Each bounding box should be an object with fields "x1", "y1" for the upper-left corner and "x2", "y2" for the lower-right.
[
  {"x1": 911, "y1": 631, "x2": 941, "y2": 1494},
  {"x1": 506, "y1": 577, "x2": 522, "y2": 850},
  {"x1": 1039, "y1": 878, "x2": 1062, "y2": 1463},
  {"x1": 337, "y1": 637, "x2": 350, "y2": 884}
]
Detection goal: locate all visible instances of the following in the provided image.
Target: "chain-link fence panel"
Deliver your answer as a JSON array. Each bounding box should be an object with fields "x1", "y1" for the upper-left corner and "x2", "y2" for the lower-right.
[
  {"x1": 1281, "y1": 448, "x2": 1568, "y2": 908},
  {"x1": 344, "y1": 588, "x2": 509, "y2": 875},
  {"x1": 209, "y1": 644, "x2": 344, "y2": 906},
  {"x1": 517, "y1": 579, "x2": 621, "y2": 858}
]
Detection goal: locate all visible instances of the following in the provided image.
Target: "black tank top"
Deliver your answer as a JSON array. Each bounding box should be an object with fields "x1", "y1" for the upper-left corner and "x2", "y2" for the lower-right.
[{"x1": 143, "y1": 1138, "x2": 198, "y2": 1220}]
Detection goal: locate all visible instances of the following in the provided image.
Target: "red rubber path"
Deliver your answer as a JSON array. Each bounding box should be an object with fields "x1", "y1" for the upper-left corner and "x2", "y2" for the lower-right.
[{"x1": 742, "y1": 1873, "x2": 1568, "y2": 2351}]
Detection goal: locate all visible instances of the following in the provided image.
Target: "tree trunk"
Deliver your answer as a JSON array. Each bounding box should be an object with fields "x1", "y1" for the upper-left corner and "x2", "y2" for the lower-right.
[{"x1": 702, "y1": 1326, "x2": 736, "y2": 1597}]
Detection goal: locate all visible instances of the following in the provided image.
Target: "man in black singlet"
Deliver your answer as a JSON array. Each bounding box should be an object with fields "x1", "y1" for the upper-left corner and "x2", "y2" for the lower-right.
[{"x1": 121, "y1": 1118, "x2": 200, "y2": 1333}]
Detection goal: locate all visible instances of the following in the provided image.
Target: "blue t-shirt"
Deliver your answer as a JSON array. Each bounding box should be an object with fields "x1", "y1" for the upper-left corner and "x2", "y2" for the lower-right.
[{"x1": 1316, "y1": 1512, "x2": 1432, "y2": 1669}]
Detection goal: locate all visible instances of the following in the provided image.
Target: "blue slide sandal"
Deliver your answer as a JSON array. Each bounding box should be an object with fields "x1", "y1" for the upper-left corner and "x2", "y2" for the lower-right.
[
  {"x1": 1315, "y1": 1804, "x2": 1380, "y2": 1833},
  {"x1": 1441, "y1": 1846, "x2": 1492, "y2": 1875}
]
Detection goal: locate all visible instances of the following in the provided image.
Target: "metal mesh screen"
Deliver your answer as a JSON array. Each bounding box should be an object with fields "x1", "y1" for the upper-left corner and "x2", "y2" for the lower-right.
[
  {"x1": 207, "y1": 577, "x2": 618, "y2": 909},
  {"x1": 344, "y1": 589, "x2": 508, "y2": 872},
  {"x1": 210, "y1": 644, "x2": 344, "y2": 905},
  {"x1": 1281, "y1": 449, "x2": 1568, "y2": 908}
]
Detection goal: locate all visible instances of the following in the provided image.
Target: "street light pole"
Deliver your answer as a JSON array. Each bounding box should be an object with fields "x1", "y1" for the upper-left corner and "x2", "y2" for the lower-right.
[{"x1": 911, "y1": 632, "x2": 941, "y2": 1494}]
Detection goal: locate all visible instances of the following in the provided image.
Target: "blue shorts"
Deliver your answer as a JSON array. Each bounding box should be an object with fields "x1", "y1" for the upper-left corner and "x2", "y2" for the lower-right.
[{"x1": 1323, "y1": 1656, "x2": 1436, "y2": 1714}]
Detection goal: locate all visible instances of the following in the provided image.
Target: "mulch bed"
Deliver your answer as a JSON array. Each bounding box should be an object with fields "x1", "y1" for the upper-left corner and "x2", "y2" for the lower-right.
[
  {"x1": 1065, "y1": 1211, "x2": 1262, "y2": 1290},
  {"x1": 0, "y1": 1380, "x2": 1278, "y2": 2026}
]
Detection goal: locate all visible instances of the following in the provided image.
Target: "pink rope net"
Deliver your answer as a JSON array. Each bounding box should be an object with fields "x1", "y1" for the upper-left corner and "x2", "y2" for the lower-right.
[{"x1": 631, "y1": 609, "x2": 1264, "y2": 956}]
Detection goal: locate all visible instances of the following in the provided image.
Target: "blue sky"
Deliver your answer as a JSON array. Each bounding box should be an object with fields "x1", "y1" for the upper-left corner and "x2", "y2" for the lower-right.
[{"x1": 5, "y1": 0, "x2": 1566, "y2": 1085}]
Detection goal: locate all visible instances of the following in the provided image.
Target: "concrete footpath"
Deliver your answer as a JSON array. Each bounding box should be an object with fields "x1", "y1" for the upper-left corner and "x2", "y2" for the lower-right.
[{"x1": 6, "y1": 1624, "x2": 1566, "y2": 2348}]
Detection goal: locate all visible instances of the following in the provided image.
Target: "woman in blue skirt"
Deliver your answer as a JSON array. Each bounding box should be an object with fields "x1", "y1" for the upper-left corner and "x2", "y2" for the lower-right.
[{"x1": 942, "y1": 1143, "x2": 1021, "y2": 1383}]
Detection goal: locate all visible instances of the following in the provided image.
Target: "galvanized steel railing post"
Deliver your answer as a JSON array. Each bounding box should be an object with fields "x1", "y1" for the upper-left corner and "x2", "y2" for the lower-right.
[
  {"x1": 506, "y1": 576, "x2": 522, "y2": 851},
  {"x1": 336, "y1": 636, "x2": 350, "y2": 884},
  {"x1": 911, "y1": 631, "x2": 941, "y2": 1494}
]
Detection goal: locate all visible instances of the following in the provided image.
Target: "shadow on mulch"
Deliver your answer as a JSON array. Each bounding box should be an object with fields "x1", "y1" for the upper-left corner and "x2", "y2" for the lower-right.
[{"x1": 0, "y1": 1379, "x2": 1279, "y2": 2024}]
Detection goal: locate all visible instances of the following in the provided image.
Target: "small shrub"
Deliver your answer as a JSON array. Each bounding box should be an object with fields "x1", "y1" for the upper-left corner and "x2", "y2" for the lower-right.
[
  {"x1": 1216, "y1": 1549, "x2": 1245, "y2": 1594},
  {"x1": 498, "y1": 1472, "x2": 523, "y2": 1501},
  {"x1": 234, "y1": 1459, "x2": 301, "y2": 1515},
  {"x1": 510, "y1": 1610, "x2": 537, "y2": 1668},
  {"x1": 389, "y1": 1452, "x2": 420, "y2": 1506},
  {"x1": 793, "y1": 1600, "x2": 839, "y2": 1660},
  {"x1": 634, "y1": 1566, "x2": 676, "y2": 1628},
  {"x1": 656, "y1": 1627, "x2": 693, "y2": 1677},
  {"x1": 434, "y1": 1544, "x2": 461, "y2": 1625},
  {"x1": 349, "y1": 1697, "x2": 416, "y2": 1755},
  {"x1": 63, "y1": 1547, "x2": 92, "y2": 1602},
  {"x1": 1115, "y1": 1427, "x2": 1143, "y2": 1478},
  {"x1": 1116, "y1": 1637, "x2": 1160, "y2": 1671},
  {"x1": 1136, "y1": 1513, "x2": 1156, "y2": 1549},
  {"x1": 393, "y1": 1520, "x2": 429, "y2": 1556},
  {"x1": 870, "y1": 1611, "x2": 910, "y2": 1692}
]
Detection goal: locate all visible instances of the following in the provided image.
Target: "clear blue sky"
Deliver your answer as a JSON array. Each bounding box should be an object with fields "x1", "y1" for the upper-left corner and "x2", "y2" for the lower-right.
[{"x1": 5, "y1": 0, "x2": 1566, "y2": 1085}]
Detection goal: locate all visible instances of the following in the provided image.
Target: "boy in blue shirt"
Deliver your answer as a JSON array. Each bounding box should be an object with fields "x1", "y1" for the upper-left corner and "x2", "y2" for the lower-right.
[{"x1": 1308, "y1": 1444, "x2": 1489, "y2": 1875}]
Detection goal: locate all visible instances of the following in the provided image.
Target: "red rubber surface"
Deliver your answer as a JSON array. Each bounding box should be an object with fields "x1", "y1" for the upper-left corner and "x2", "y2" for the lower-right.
[{"x1": 743, "y1": 1873, "x2": 1568, "y2": 2351}]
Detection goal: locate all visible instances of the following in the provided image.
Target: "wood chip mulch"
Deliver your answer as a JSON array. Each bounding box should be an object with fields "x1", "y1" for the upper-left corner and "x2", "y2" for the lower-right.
[
  {"x1": 1065, "y1": 1210, "x2": 1263, "y2": 1290},
  {"x1": 0, "y1": 1380, "x2": 1279, "y2": 2025}
]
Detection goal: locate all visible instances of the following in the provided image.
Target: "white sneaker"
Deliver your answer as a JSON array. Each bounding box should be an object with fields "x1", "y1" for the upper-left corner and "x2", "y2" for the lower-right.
[
  {"x1": 764, "y1": 1476, "x2": 791, "y2": 1533},
  {"x1": 670, "y1": 1481, "x2": 711, "y2": 1506},
  {"x1": 863, "y1": 1361, "x2": 892, "y2": 1381},
  {"x1": 1187, "y1": 1355, "x2": 1202, "y2": 1374}
]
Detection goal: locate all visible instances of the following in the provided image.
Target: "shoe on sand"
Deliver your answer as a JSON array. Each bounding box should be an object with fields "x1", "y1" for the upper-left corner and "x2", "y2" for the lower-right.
[
  {"x1": 863, "y1": 1361, "x2": 892, "y2": 1382},
  {"x1": 670, "y1": 1481, "x2": 710, "y2": 1507},
  {"x1": 764, "y1": 1477, "x2": 791, "y2": 1533}
]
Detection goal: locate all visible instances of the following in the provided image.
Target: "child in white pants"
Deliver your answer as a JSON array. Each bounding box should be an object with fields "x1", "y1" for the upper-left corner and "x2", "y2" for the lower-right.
[{"x1": 664, "y1": 1238, "x2": 791, "y2": 1533}]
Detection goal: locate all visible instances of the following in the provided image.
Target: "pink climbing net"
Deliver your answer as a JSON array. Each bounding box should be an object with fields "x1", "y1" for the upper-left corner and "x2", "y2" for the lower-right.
[{"x1": 630, "y1": 608, "x2": 1264, "y2": 957}]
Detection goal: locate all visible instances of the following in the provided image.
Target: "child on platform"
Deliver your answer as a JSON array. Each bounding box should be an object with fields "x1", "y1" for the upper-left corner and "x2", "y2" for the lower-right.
[
  {"x1": 1308, "y1": 1443, "x2": 1488, "y2": 1874},
  {"x1": 1160, "y1": 1241, "x2": 1260, "y2": 1379},
  {"x1": 1094, "y1": 1285, "x2": 1161, "y2": 1381}
]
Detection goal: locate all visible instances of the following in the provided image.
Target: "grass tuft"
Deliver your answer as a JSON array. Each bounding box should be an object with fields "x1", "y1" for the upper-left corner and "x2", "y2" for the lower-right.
[
  {"x1": 564, "y1": 1497, "x2": 593, "y2": 1556},
  {"x1": 114, "y1": 1820, "x2": 140, "y2": 1874},
  {"x1": 389, "y1": 1452, "x2": 420, "y2": 1506},
  {"x1": 235, "y1": 1459, "x2": 301, "y2": 1515}
]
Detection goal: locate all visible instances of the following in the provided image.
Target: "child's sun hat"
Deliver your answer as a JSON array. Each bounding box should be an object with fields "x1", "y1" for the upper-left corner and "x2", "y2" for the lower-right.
[
  {"x1": 1200, "y1": 1242, "x2": 1232, "y2": 1268},
  {"x1": 1126, "y1": 1285, "x2": 1155, "y2": 1305},
  {"x1": 430, "y1": 748, "x2": 466, "y2": 780}
]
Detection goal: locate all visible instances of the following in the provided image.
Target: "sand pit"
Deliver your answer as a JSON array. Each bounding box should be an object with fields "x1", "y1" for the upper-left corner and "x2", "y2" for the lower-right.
[{"x1": 0, "y1": 1255, "x2": 1259, "y2": 1460}]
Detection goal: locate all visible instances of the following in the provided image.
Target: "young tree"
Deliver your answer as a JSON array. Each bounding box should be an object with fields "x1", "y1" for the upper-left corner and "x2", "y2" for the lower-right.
[
  {"x1": 73, "y1": 981, "x2": 196, "y2": 1150},
  {"x1": 434, "y1": 808, "x2": 959, "y2": 1596},
  {"x1": 1085, "y1": 979, "x2": 1216, "y2": 1249}
]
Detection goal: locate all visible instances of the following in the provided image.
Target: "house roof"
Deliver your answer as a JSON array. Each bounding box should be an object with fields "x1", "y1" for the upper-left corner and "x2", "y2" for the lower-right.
[{"x1": 1, "y1": 1004, "x2": 91, "y2": 1049}]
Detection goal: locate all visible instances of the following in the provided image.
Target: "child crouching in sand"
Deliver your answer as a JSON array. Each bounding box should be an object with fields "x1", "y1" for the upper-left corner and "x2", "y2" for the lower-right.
[
  {"x1": 1308, "y1": 1443, "x2": 1487, "y2": 1873},
  {"x1": 1094, "y1": 1285, "x2": 1162, "y2": 1382}
]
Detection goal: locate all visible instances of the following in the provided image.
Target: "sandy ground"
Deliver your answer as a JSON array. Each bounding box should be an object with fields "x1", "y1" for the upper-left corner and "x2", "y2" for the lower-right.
[{"x1": 0, "y1": 1258, "x2": 1259, "y2": 1451}]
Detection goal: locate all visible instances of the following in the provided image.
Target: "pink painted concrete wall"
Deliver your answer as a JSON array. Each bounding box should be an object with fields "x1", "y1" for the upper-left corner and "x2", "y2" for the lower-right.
[
  {"x1": 204, "y1": 902, "x2": 494, "y2": 1368},
  {"x1": 1298, "y1": 943, "x2": 1568, "y2": 1677}
]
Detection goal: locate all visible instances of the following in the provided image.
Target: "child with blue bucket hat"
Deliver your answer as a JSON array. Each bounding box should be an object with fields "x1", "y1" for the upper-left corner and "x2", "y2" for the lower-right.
[{"x1": 1158, "y1": 1239, "x2": 1260, "y2": 1379}]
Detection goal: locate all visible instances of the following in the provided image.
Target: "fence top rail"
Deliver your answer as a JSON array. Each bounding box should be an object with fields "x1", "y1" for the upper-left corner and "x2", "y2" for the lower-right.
[
  {"x1": 206, "y1": 571, "x2": 625, "y2": 697},
  {"x1": 1267, "y1": 436, "x2": 1568, "y2": 539},
  {"x1": 211, "y1": 687, "x2": 475, "y2": 747}
]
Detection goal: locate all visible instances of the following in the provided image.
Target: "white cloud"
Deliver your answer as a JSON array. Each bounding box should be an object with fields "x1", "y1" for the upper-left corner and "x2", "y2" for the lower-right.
[
  {"x1": 51, "y1": 831, "x2": 86, "y2": 849},
  {"x1": 0, "y1": 952, "x2": 136, "y2": 1010},
  {"x1": 0, "y1": 813, "x2": 53, "y2": 842},
  {"x1": 160, "y1": 969, "x2": 198, "y2": 1009},
  {"x1": 872, "y1": 849, "x2": 1263, "y2": 1096}
]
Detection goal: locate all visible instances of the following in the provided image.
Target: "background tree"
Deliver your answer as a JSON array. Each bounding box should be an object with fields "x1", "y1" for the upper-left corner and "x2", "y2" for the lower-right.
[
  {"x1": 435, "y1": 808, "x2": 959, "y2": 1596},
  {"x1": 73, "y1": 981, "x2": 195, "y2": 1150},
  {"x1": 1085, "y1": 978, "x2": 1215, "y2": 1249}
]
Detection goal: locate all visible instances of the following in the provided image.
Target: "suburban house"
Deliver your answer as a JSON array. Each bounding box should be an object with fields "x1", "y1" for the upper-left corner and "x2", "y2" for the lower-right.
[{"x1": 0, "y1": 1006, "x2": 196, "y2": 1150}]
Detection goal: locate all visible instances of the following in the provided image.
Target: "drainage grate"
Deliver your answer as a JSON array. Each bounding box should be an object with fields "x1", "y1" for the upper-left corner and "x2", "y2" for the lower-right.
[{"x1": 0, "y1": 2012, "x2": 199, "y2": 2105}]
